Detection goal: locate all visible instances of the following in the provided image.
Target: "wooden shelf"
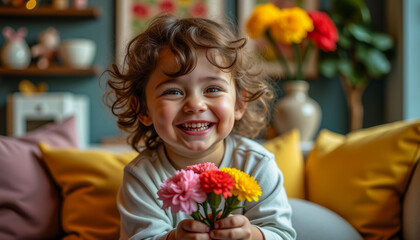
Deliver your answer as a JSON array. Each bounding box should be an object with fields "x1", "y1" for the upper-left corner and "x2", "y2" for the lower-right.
[
  {"x1": 0, "y1": 65, "x2": 101, "y2": 77},
  {"x1": 0, "y1": 6, "x2": 101, "y2": 18}
]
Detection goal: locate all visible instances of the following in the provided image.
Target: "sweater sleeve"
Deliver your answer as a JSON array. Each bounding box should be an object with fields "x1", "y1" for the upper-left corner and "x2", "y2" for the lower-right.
[
  {"x1": 117, "y1": 160, "x2": 174, "y2": 240},
  {"x1": 242, "y1": 152, "x2": 297, "y2": 240}
]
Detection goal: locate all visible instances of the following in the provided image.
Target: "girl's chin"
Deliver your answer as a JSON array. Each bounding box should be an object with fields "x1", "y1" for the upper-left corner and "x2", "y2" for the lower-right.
[
  {"x1": 184, "y1": 143, "x2": 211, "y2": 152},
  {"x1": 178, "y1": 140, "x2": 221, "y2": 154}
]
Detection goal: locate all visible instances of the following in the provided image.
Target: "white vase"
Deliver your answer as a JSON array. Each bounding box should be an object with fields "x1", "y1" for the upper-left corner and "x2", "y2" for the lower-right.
[
  {"x1": 1, "y1": 40, "x2": 31, "y2": 69},
  {"x1": 272, "y1": 80, "x2": 321, "y2": 142}
]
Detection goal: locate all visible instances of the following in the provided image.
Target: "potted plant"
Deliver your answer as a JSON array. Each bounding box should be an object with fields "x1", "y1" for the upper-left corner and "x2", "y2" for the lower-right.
[{"x1": 320, "y1": 0, "x2": 394, "y2": 131}]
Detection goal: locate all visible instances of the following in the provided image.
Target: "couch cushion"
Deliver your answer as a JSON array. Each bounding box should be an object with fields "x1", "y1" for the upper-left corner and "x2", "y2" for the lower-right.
[
  {"x1": 39, "y1": 143, "x2": 137, "y2": 240},
  {"x1": 289, "y1": 198, "x2": 362, "y2": 240},
  {"x1": 263, "y1": 129, "x2": 305, "y2": 199},
  {"x1": 306, "y1": 119, "x2": 420, "y2": 239},
  {"x1": 0, "y1": 116, "x2": 79, "y2": 240}
]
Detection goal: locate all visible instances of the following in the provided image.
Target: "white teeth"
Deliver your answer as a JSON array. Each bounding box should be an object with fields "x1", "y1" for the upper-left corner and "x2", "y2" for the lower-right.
[{"x1": 181, "y1": 122, "x2": 210, "y2": 131}]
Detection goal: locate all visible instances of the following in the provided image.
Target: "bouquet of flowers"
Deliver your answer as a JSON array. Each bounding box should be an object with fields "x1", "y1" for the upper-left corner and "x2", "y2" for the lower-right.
[
  {"x1": 157, "y1": 162, "x2": 261, "y2": 229},
  {"x1": 246, "y1": 3, "x2": 338, "y2": 80}
]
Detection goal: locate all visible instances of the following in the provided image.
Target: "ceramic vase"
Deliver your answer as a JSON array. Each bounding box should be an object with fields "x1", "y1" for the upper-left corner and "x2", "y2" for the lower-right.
[
  {"x1": 272, "y1": 80, "x2": 321, "y2": 142},
  {"x1": 1, "y1": 40, "x2": 31, "y2": 69}
]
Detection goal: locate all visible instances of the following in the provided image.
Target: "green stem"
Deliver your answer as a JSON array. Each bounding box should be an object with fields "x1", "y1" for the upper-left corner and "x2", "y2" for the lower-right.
[
  {"x1": 191, "y1": 210, "x2": 201, "y2": 221},
  {"x1": 211, "y1": 207, "x2": 217, "y2": 229},
  {"x1": 206, "y1": 193, "x2": 221, "y2": 229},
  {"x1": 265, "y1": 31, "x2": 292, "y2": 80},
  {"x1": 293, "y1": 43, "x2": 303, "y2": 80},
  {"x1": 221, "y1": 198, "x2": 230, "y2": 219},
  {"x1": 221, "y1": 197, "x2": 241, "y2": 219},
  {"x1": 202, "y1": 200, "x2": 212, "y2": 227},
  {"x1": 301, "y1": 40, "x2": 313, "y2": 70}
]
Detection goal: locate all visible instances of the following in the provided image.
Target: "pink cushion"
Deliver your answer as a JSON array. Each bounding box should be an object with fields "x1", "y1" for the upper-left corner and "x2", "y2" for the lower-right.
[{"x1": 0, "y1": 116, "x2": 79, "y2": 239}]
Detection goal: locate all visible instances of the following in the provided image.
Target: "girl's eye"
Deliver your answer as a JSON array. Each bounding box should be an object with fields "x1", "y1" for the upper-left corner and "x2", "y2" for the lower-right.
[
  {"x1": 163, "y1": 89, "x2": 183, "y2": 95},
  {"x1": 204, "y1": 87, "x2": 222, "y2": 94}
]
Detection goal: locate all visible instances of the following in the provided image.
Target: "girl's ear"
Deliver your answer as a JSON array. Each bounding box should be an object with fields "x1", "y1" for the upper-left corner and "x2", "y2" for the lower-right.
[
  {"x1": 235, "y1": 91, "x2": 248, "y2": 120},
  {"x1": 131, "y1": 97, "x2": 153, "y2": 126},
  {"x1": 138, "y1": 114, "x2": 153, "y2": 126}
]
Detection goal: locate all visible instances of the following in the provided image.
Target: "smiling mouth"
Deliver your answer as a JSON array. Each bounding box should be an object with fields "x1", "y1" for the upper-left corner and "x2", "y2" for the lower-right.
[{"x1": 179, "y1": 122, "x2": 213, "y2": 131}]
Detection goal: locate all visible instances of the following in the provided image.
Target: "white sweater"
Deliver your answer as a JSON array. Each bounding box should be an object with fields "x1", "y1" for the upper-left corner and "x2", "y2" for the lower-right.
[{"x1": 117, "y1": 134, "x2": 296, "y2": 240}]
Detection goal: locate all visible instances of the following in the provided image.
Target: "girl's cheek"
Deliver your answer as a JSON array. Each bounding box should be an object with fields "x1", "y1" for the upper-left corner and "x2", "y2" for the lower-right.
[
  {"x1": 214, "y1": 98, "x2": 235, "y2": 115},
  {"x1": 155, "y1": 104, "x2": 177, "y2": 125}
]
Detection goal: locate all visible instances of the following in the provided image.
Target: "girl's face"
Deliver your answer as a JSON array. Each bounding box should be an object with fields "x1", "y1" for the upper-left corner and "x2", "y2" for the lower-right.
[{"x1": 139, "y1": 48, "x2": 246, "y2": 167}]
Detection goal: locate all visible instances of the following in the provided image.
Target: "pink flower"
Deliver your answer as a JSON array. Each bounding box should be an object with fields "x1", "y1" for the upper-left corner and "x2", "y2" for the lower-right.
[
  {"x1": 187, "y1": 162, "x2": 218, "y2": 174},
  {"x1": 200, "y1": 170, "x2": 235, "y2": 199},
  {"x1": 307, "y1": 11, "x2": 338, "y2": 51},
  {"x1": 157, "y1": 170, "x2": 206, "y2": 215}
]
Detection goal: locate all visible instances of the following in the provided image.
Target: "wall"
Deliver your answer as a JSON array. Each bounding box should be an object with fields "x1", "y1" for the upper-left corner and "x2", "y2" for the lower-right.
[
  {"x1": 0, "y1": 0, "x2": 391, "y2": 144},
  {"x1": 0, "y1": 0, "x2": 117, "y2": 144},
  {"x1": 402, "y1": 0, "x2": 420, "y2": 120}
]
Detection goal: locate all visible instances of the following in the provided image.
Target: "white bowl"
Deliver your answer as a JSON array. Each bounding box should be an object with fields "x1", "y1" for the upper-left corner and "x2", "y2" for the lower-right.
[{"x1": 59, "y1": 39, "x2": 96, "y2": 68}]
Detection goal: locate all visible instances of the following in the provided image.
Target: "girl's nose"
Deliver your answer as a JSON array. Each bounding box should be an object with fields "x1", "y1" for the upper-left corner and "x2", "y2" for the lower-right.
[{"x1": 183, "y1": 96, "x2": 207, "y2": 113}]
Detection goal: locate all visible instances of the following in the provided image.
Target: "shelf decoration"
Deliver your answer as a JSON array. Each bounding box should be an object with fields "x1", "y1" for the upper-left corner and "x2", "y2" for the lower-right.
[
  {"x1": 18, "y1": 79, "x2": 48, "y2": 96},
  {"x1": 26, "y1": 0, "x2": 37, "y2": 9},
  {"x1": 31, "y1": 27, "x2": 60, "y2": 69},
  {"x1": 1, "y1": 26, "x2": 31, "y2": 69}
]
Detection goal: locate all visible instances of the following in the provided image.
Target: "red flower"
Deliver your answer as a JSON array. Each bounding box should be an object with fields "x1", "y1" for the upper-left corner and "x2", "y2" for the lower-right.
[
  {"x1": 200, "y1": 170, "x2": 235, "y2": 199},
  {"x1": 159, "y1": 1, "x2": 175, "y2": 14},
  {"x1": 132, "y1": 3, "x2": 150, "y2": 19},
  {"x1": 307, "y1": 11, "x2": 338, "y2": 51},
  {"x1": 190, "y1": 3, "x2": 207, "y2": 17}
]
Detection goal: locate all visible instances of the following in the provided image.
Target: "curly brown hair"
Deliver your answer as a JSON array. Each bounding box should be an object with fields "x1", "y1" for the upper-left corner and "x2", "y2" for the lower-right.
[{"x1": 104, "y1": 14, "x2": 274, "y2": 152}]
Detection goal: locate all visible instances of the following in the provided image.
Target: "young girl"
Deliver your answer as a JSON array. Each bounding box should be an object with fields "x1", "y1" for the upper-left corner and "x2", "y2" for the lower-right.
[{"x1": 105, "y1": 14, "x2": 296, "y2": 240}]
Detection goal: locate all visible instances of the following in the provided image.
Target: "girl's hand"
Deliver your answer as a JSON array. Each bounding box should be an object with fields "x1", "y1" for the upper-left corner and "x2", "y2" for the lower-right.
[
  {"x1": 209, "y1": 215, "x2": 264, "y2": 240},
  {"x1": 169, "y1": 219, "x2": 211, "y2": 240}
]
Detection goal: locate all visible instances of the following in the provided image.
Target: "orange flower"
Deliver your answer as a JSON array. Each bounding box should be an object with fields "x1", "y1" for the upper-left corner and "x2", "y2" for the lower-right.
[{"x1": 199, "y1": 170, "x2": 235, "y2": 199}]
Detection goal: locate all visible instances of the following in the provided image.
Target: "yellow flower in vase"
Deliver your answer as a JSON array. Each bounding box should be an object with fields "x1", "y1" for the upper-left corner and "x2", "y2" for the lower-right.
[
  {"x1": 270, "y1": 7, "x2": 313, "y2": 45},
  {"x1": 246, "y1": 3, "x2": 282, "y2": 39}
]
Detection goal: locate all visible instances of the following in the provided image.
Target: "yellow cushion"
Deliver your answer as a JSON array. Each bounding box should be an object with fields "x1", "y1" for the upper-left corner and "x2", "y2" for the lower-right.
[
  {"x1": 39, "y1": 143, "x2": 137, "y2": 240},
  {"x1": 264, "y1": 129, "x2": 305, "y2": 199},
  {"x1": 306, "y1": 120, "x2": 420, "y2": 239}
]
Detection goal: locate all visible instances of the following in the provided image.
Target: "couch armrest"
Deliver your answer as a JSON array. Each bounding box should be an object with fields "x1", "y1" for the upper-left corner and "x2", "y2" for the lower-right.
[
  {"x1": 403, "y1": 160, "x2": 420, "y2": 240},
  {"x1": 289, "y1": 198, "x2": 362, "y2": 240}
]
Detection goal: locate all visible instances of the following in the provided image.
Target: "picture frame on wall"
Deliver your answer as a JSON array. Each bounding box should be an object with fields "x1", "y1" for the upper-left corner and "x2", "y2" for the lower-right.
[
  {"x1": 238, "y1": 0, "x2": 320, "y2": 79},
  {"x1": 116, "y1": 0, "x2": 225, "y2": 67}
]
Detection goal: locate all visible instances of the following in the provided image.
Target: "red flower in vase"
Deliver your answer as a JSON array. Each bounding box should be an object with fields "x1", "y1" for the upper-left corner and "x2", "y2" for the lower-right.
[{"x1": 307, "y1": 11, "x2": 339, "y2": 51}]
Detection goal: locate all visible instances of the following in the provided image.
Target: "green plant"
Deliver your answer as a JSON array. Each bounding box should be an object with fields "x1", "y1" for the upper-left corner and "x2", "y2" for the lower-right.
[{"x1": 320, "y1": 0, "x2": 394, "y2": 131}]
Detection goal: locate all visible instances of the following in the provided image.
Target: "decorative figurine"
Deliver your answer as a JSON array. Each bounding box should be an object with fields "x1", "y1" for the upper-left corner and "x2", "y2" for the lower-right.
[
  {"x1": 1, "y1": 26, "x2": 31, "y2": 69},
  {"x1": 31, "y1": 27, "x2": 60, "y2": 69}
]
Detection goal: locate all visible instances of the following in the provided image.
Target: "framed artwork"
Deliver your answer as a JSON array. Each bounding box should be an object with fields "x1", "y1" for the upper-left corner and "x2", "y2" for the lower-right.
[
  {"x1": 238, "y1": 0, "x2": 320, "y2": 79},
  {"x1": 116, "y1": 0, "x2": 225, "y2": 66}
]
